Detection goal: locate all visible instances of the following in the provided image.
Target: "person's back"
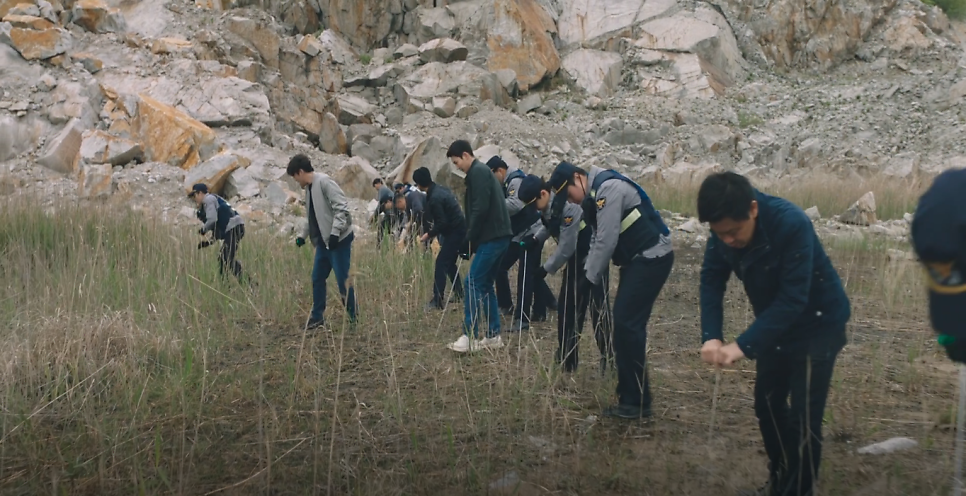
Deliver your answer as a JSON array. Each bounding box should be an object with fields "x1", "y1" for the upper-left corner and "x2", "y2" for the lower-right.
[
  {"x1": 425, "y1": 183, "x2": 465, "y2": 236},
  {"x1": 464, "y1": 159, "x2": 511, "y2": 248}
]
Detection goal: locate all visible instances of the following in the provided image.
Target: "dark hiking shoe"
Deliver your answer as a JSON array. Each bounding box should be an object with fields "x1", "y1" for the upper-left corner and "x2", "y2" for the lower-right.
[
  {"x1": 305, "y1": 319, "x2": 325, "y2": 330},
  {"x1": 736, "y1": 481, "x2": 774, "y2": 496},
  {"x1": 424, "y1": 300, "x2": 444, "y2": 312},
  {"x1": 603, "y1": 403, "x2": 652, "y2": 420},
  {"x1": 506, "y1": 319, "x2": 530, "y2": 332}
]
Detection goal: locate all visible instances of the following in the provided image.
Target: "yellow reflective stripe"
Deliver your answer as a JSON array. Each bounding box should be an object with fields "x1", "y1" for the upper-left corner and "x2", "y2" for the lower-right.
[
  {"x1": 924, "y1": 268, "x2": 966, "y2": 295},
  {"x1": 620, "y1": 208, "x2": 641, "y2": 233},
  {"x1": 579, "y1": 221, "x2": 586, "y2": 231}
]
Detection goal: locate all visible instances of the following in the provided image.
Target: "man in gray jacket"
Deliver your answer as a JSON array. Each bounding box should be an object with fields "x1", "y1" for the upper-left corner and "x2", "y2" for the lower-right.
[
  {"x1": 190, "y1": 183, "x2": 246, "y2": 282},
  {"x1": 288, "y1": 154, "x2": 357, "y2": 329}
]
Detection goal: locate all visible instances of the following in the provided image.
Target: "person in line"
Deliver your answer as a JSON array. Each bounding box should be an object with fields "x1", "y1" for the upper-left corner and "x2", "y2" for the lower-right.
[
  {"x1": 414, "y1": 166, "x2": 466, "y2": 310},
  {"x1": 445, "y1": 140, "x2": 512, "y2": 353},
  {"x1": 547, "y1": 161, "x2": 673, "y2": 419},
  {"x1": 518, "y1": 173, "x2": 613, "y2": 374},
  {"x1": 190, "y1": 183, "x2": 246, "y2": 282},
  {"x1": 404, "y1": 182, "x2": 427, "y2": 247},
  {"x1": 288, "y1": 154, "x2": 358, "y2": 329},
  {"x1": 371, "y1": 178, "x2": 394, "y2": 227},
  {"x1": 911, "y1": 168, "x2": 966, "y2": 364},
  {"x1": 697, "y1": 172, "x2": 851, "y2": 496},
  {"x1": 488, "y1": 157, "x2": 555, "y2": 330}
]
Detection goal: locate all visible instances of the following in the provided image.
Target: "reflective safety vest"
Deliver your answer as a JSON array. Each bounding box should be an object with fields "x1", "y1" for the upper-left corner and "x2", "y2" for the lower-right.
[{"x1": 582, "y1": 170, "x2": 668, "y2": 266}]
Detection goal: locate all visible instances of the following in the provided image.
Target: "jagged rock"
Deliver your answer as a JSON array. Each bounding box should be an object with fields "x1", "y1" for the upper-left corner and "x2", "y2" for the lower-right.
[
  {"x1": 882, "y1": 152, "x2": 920, "y2": 179},
  {"x1": 317, "y1": 29, "x2": 356, "y2": 65},
  {"x1": 73, "y1": 52, "x2": 103, "y2": 73},
  {"x1": 0, "y1": 1, "x2": 30, "y2": 18},
  {"x1": 486, "y1": 0, "x2": 560, "y2": 91},
  {"x1": 319, "y1": 112, "x2": 348, "y2": 155},
  {"x1": 805, "y1": 206, "x2": 821, "y2": 221},
  {"x1": 297, "y1": 33, "x2": 324, "y2": 56},
  {"x1": 183, "y1": 151, "x2": 249, "y2": 195},
  {"x1": 71, "y1": 0, "x2": 127, "y2": 34},
  {"x1": 395, "y1": 62, "x2": 511, "y2": 110},
  {"x1": 516, "y1": 93, "x2": 542, "y2": 114},
  {"x1": 562, "y1": 49, "x2": 623, "y2": 97},
  {"x1": 224, "y1": 167, "x2": 259, "y2": 199},
  {"x1": 603, "y1": 128, "x2": 645, "y2": 146},
  {"x1": 77, "y1": 162, "x2": 113, "y2": 197},
  {"x1": 177, "y1": 77, "x2": 272, "y2": 128},
  {"x1": 677, "y1": 218, "x2": 700, "y2": 233},
  {"x1": 132, "y1": 94, "x2": 219, "y2": 169},
  {"x1": 48, "y1": 80, "x2": 101, "y2": 127},
  {"x1": 326, "y1": 0, "x2": 392, "y2": 49},
  {"x1": 840, "y1": 192, "x2": 877, "y2": 226},
  {"x1": 346, "y1": 124, "x2": 377, "y2": 144},
  {"x1": 432, "y1": 96, "x2": 456, "y2": 118},
  {"x1": 37, "y1": 118, "x2": 84, "y2": 174},
  {"x1": 557, "y1": 0, "x2": 676, "y2": 47},
  {"x1": 0, "y1": 115, "x2": 46, "y2": 161},
  {"x1": 394, "y1": 43, "x2": 418, "y2": 59},
  {"x1": 150, "y1": 37, "x2": 192, "y2": 54},
  {"x1": 882, "y1": 17, "x2": 931, "y2": 52},
  {"x1": 264, "y1": 181, "x2": 296, "y2": 205},
  {"x1": 0, "y1": 24, "x2": 72, "y2": 60},
  {"x1": 3, "y1": 14, "x2": 54, "y2": 30},
  {"x1": 392, "y1": 136, "x2": 447, "y2": 185},
  {"x1": 641, "y1": 52, "x2": 718, "y2": 99},
  {"x1": 347, "y1": 64, "x2": 396, "y2": 88},
  {"x1": 416, "y1": 6, "x2": 455, "y2": 43},
  {"x1": 37, "y1": 73, "x2": 55, "y2": 92},
  {"x1": 494, "y1": 69, "x2": 520, "y2": 97},
  {"x1": 236, "y1": 60, "x2": 260, "y2": 82},
  {"x1": 456, "y1": 102, "x2": 479, "y2": 119},
  {"x1": 418, "y1": 37, "x2": 467, "y2": 63},
  {"x1": 331, "y1": 95, "x2": 374, "y2": 125},
  {"x1": 227, "y1": 17, "x2": 280, "y2": 69},
  {"x1": 635, "y1": 7, "x2": 745, "y2": 88},
  {"x1": 79, "y1": 130, "x2": 143, "y2": 166},
  {"x1": 696, "y1": 125, "x2": 735, "y2": 153},
  {"x1": 331, "y1": 156, "x2": 379, "y2": 199}
]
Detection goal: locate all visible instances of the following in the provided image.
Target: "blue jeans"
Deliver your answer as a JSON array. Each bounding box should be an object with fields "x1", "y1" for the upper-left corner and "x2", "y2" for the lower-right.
[
  {"x1": 463, "y1": 236, "x2": 510, "y2": 339},
  {"x1": 311, "y1": 232, "x2": 357, "y2": 323}
]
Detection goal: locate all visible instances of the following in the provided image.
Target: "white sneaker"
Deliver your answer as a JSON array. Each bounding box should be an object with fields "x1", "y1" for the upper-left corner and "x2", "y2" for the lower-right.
[
  {"x1": 447, "y1": 335, "x2": 477, "y2": 353},
  {"x1": 479, "y1": 335, "x2": 503, "y2": 350}
]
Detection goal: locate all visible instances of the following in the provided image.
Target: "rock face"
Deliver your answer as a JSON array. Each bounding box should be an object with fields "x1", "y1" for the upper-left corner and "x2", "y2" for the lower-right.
[
  {"x1": 416, "y1": 7, "x2": 456, "y2": 44},
  {"x1": 395, "y1": 62, "x2": 511, "y2": 110},
  {"x1": 78, "y1": 162, "x2": 113, "y2": 197},
  {"x1": 133, "y1": 94, "x2": 219, "y2": 170},
  {"x1": 840, "y1": 191, "x2": 877, "y2": 226},
  {"x1": 37, "y1": 119, "x2": 84, "y2": 174},
  {"x1": 227, "y1": 17, "x2": 280, "y2": 69},
  {"x1": 485, "y1": 0, "x2": 560, "y2": 91},
  {"x1": 418, "y1": 38, "x2": 468, "y2": 63},
  {"x1": 224, "y1": 167, "x2": 260, "y2": 199},
  {"x1": 745, "y1": 0, "x2": 899, "y2": 69},
  {"x1": 177, "y1": 77, "x2": 272, "y2": 128},
  {"x1": 79, "y1": 130, "x2": 143, "y2": 166},
  {"x1": 71, "y1": 0, "x2": 127, "y2": 34},
  {"x1": 557, "y1": 0, "x2": 676, "y2": 47},
  {"x1": 331, "y1": 95, "x2": 374, "y2": 125},
  {"x1": 325, "y1": 0, "x2": 392, "y2": 49},
  {"x1": 1, "y1": 25, "x2": 72, "y2": 60},
  {"x1": 330, "y1": 156, "x2": 379, "y2": 199},
  {"x1": 319, "y1": 112, "x2": 348, "y2": 155},
  {"x1": 562, "y1": 49, "x2": 623, "y2": 97},
  {"x1": 183, "y1": 152, "x2": 249, "y2": 195}
]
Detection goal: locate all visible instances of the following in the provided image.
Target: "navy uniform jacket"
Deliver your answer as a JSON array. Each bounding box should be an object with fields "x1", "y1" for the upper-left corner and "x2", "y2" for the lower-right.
[{"x1": 700, "y1": 191, "x2": 851, "y2": 359}]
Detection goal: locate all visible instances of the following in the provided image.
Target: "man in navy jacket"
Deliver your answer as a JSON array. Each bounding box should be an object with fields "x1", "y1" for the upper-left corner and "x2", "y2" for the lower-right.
[{"x1": 698, "y1": 172, "x2": 850, "y2": 496}]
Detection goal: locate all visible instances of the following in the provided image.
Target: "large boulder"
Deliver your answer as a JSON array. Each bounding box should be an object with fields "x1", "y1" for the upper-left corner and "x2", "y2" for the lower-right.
[
  {"x1": 3, "y1": 15, "x2": 54, "y2": 30},
  {"x1": 132, "y1": 94, "x2": 220, "y2": 170},
  {"x1": 71, "y1": 0, "x2": 127, "y2": 34},
  {"x1": 37, "y1": 119, "x2": 85, "y2": 174},
  {"x1": 77, "y1": 162, "x2": 113, "y2": 197},
  {"x1": 317, "y1": 29, "x2": 357, "y2": 65},
  {"x1": 840, "y1": 191, "x2": 877, "y2": 226},
  {"x1": 319, "y1": 112, "x2": 348, "y2": 155},
  {"x1": 176, "y1": 77, "x2": 272, "y2": 128},
  {"x1": 47, "y1": 80, "x2": 102, "y2": 127},
  {"x1": 395, "y1": 62, "x2": 511, "y2": 110},
  {"x1": 0, "y1": 24, "x2": 72, "y2": 60},
  {"x1": 224, "y1": 167, "x2": 260, "y2": 199},
  {"x1": 183, "y1": 151, "x2": 249, "y2": 195},
  {"x1": 561, "y1": 49, "x2": 623, "y2": 97},
  {"x1": 485, "y1": 0, "x2": 560, "y2": 91},
  {"x1": 557, "y1": 0, "x2": 676, "y2": 48},
  {"x1": 418, "y1": 38, "x2": 468, "y2": 63},
  {"x1": 226, "y1": 16, "x2": 280, "y2": 69},
  {"x1": 325, "y1": 0, "x2": 393, "y2": 49},
  {"x1": 330, "y1": 156, "x2": 379, "y2": 199},
  {"x1": 331, "y1": 95, "x2": 375, "y2": 125},
  {"x1": 0, "y1": 115, "x2": 46, "y2": 161},
  {"x1": 415, "y1": 6, "x2": 456, "y2": 44},
  {"x1": 79, "y1": 130, "x2": 143, "y2": 166}
]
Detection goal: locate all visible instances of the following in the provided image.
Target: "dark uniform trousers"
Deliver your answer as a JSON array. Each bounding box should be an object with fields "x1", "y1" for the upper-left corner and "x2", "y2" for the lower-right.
[
  {"x1": 557, "y1": 252, "x2": 612, "y2": 372},
  {"x1": 432, "y1": 228, "x2": 465, "y2": 304},
  {"x1": 220, "y1": 225, "x2": 245, "y2": 280},
  {"x1": 496, "y1": 240, "x2": 556, "y2": 322},
  {"x1": 612, "y1": 251, "x2": 673, "y2": 408}
]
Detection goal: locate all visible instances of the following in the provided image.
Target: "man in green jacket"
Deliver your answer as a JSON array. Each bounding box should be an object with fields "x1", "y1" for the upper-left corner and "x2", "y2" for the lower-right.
[{"x1": 445, "y1": 140, "x2": 512, "y2": 353}]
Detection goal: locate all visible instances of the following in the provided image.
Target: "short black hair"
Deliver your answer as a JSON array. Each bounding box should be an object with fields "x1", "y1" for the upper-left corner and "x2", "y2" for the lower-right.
[
  {"x1": 697, "y1": 172, "x2": 756, "y2": 223},
  {"x1": 446, "y1": 140, "x2": 474, "y2": 158},
  {"x1": 373, "y1": 178, "x2": 384, "y2": 186},
  {"x1": 287, "y1": 154, "x2": 313, "y2": 176}
]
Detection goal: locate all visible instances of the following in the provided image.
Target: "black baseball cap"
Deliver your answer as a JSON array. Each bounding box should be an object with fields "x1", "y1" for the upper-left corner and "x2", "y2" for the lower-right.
[
  {"x1": 188, "y1": 183, "x2": 208, "y2": 197},
  {"x1": 486, "y1": 156, "x2": 508, "y2": 171},
  {"x1": 548, "y1": 162, "x2": 580, "y2": 194},
  {"x1": 517, "y1": 174, "x2": 546, "y2": 204},
  {"x1": 911, "y1": 168, "x2": 966, "y2": 339}
]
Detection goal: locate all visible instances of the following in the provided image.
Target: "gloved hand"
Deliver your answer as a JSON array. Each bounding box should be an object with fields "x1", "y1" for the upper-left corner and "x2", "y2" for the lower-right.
[
  {"x1": 939, "y1": 335, "x2": 966, "y2": 364},
  {"x1": 328, "y1": 235, "x2": 340, "y2": 249},
  {"x1": 295, "y1": 237, "x2": 306, "y2": 248},
  {"x1": 197, "y1": 240, "x2": 213, "y2": 250},
  {"x1": 198, "y1": 227, "x2": 206, "y2": 235},
  {"x1": 459, "y1": 239, "x2": 471, "y2": 260},
  {"x1": 520, "y1": 235, "x2": 539, "y2": 251},
  {"x1": 533, "y1": 265, "x2": 548, "y2": 281}
]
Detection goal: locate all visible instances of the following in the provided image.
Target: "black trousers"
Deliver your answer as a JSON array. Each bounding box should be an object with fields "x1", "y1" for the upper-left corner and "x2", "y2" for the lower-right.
[
  {"x1": 495, "y1": 241, "x2": 555, "y2": 322},
  {"x1": 432, "y1": 229, "x2": 464, "y2": 304},
  {"x1": 557, "y1": 253, "x2": 612, "y2": 372},
  {"x1": 612, "y1": 252, "x2": 673, "y2": 407},
  {"x1": 220, "y1": 225, "x2": 244, "y2": 280},
  {"x1": 755, "y1": 337, "x2": 842, "y2": 496}
]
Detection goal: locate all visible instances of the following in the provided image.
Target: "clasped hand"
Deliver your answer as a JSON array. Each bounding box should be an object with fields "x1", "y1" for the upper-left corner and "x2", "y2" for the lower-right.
[{"x1": 700, "y1": 339, "x2": 745, "y2": 367}]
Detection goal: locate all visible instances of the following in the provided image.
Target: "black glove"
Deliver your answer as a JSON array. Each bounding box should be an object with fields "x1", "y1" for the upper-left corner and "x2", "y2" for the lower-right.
[
  {"x1": 198, "y1": 227, "x2": 206, "y2": 235},
  {"x1": 533, "y1": 265, "x2": 548, "y2": 280},
  {"x1": 295, "y1": 237, "x2": 306, "y2": 247},
  {"x1": 328, "y1": 235, "x2": 340, "y2": 249},
  {"x1": 459, "y1": 239, "x2": 471, "y2": 260},
  {"x1": 940, "y1": 335, "x2": 966, "y2": 364},
  {"x1": 197, "y1": 240, "x2": 213, "y2": 250},
  {"x1": 521, "y1": 235, "x2": 539, "y2": 251}
]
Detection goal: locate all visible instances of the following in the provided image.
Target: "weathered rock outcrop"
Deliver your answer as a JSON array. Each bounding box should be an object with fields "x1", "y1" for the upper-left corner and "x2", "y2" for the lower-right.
[{"x1": 485, "y1": 0, "x2": 560, "y2": 91}]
